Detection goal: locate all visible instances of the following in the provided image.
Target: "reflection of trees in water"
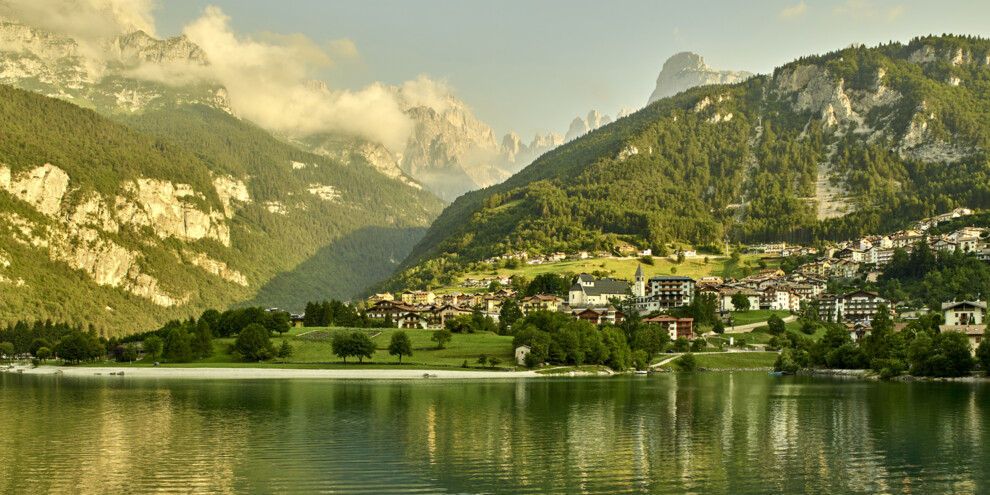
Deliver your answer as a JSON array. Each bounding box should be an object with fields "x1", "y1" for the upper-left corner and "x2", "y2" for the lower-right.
[{"x1": 0, "y1": 375, "x2": 987, "y2": 493}]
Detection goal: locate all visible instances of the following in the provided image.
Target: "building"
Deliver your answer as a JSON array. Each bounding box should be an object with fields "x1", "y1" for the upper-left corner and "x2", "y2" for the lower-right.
[
  {"x1": 631, "y1": 275, "x2": 696, "y2": 313},
  {"x1": 719, "y1": 288, "x2": 761, "y2": 312},
  {"x1": 633, "y1": 265, "x2": 646, "y2": 297},
  {"x1": 568, "y1": 306, "x2": 626, "y2": 326},
  {"x1": 816, "y1": 291, "x2": 892, "y2": 323},
  {"x1": 941, "y1": 301, "x2": 986, "y2": 326},
  {"x1": 568, "y1": 274, "x2": 630, "y2": 307},
  {"x1": 401, "y1": 290, "x2": 436, "y2": 305},
  {"x1": 515, "y1": 345, "x2": 531, "y2": 366},
  {"x1": 519, "y1": 294, "x2": 563, "y2": 315},
  {"x1": 643, "y1": 315, "x2": 694, "y2": 341},
  {"x1": 939, "y1": 301, "x2": 985, "y2": 354}
]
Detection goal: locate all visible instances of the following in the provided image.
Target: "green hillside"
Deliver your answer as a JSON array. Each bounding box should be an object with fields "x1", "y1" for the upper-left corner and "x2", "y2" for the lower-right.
[
  {"x1": 0, "y1": 87, "x2": 443, "y2": 333},
  {"x1": 377, "y1": 35, "x2": 990, "y2": 292}
]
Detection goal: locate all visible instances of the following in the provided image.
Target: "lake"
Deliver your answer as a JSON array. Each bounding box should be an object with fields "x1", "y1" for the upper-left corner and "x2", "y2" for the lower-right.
[{"x1": 0, "y1": 372, "x2": 987, "y2": 494}]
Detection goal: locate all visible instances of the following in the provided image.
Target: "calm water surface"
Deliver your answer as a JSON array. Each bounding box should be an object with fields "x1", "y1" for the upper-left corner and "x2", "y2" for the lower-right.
[{"x1": 0, "y1": 372, "x2": 987, "y2": 494}]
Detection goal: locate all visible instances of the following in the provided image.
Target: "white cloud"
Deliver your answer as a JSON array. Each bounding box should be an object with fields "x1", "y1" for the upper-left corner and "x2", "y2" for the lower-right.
[
  {"x1": 178, "y1": 6, "x2": 419, "y2": 151},
  {"x1": 778, "y1": 2, "x2": 808, "y2": 20}
]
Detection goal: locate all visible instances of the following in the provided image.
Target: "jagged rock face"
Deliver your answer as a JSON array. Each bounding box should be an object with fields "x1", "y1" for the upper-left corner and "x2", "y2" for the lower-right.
[
  {"x1": 0, "y1": 164, "x2": 253, "y2": 307},
  {"x1": 0, "y1": 17, "x2": 229, "y2": 114},
  {"x1": 397, "y1": 94, "x2": 504, "y2": 200},
  {"x1": 564, "y1": 110, "x2": 613, "y2": 141},
  {"x1": 648, "y1": 52, "x2": 753, "y2": 104},
  {"x1": 110, "y1": 31, "x2": 208, "y2": 65}
]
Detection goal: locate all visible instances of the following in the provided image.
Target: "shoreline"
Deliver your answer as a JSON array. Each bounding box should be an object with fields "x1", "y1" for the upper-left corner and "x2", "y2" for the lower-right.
[{"x1": 14, "y1": 365, "x2": 544, "y2": 380}]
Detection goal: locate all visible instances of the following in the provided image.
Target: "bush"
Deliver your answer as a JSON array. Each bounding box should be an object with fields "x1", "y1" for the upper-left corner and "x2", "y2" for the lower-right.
[
  {"x1": 235, "y1": 324, "x2": 275, "y2": 362},
  {"x1": 678, "y1": 353, "x2": 697, "y2": 371},
  {"x1": 690, "y1": 338, "x2": 706, "y2": 352},
  {"x1": 774, "y1": 349, "x2": 801, "y2": 373}
]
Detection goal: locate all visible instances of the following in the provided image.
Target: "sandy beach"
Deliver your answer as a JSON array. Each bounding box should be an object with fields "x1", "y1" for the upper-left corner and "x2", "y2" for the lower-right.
[{"x1": 14, "y1": 365, "x2": 544, "y2": 380}]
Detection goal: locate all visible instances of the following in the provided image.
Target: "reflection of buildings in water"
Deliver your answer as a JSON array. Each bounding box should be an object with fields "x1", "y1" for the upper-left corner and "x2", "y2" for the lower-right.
[{"x1": 426, "y1": 403, "x2": 437, "y2": 464}]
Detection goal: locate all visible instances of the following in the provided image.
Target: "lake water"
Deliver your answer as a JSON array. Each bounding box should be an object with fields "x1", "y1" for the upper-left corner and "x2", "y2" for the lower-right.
[{"x1": 0, "y1": 372, "x2": 987, "y2": 494}]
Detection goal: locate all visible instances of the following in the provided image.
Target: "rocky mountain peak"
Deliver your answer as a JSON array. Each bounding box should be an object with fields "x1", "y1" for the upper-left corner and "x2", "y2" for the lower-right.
[{"x1": 647, "y1": 51, "x2": 754, "y2": 104}]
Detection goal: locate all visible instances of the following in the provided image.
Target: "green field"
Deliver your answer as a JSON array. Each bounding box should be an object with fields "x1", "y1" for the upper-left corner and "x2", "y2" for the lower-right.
[
  {"x1": 660, "y1": 351, "x2": 779, "y2": 370},
  {"x1": 692, "y1": 352, "x2": 779, "y2": 369},
  {"x1": 728, "y1": 310, "x2": 791, "y2": 326},
  {"x1": 438, "y1": 254, "x2": 777, "y2": 294},
  {"x1": 107, "y1": 326, "x2": 516, "y2": 369}
]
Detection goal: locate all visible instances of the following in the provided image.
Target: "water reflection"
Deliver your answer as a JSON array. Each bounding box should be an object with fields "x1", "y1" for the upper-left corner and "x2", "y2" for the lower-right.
[{"x1": 0, "y1": 373, "x2": 986, "y2": 494}]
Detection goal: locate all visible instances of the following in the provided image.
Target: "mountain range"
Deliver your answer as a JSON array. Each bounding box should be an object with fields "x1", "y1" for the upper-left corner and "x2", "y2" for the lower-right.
[{"x1": 380, "y1": 35, "x2": 990, "y2": 292}]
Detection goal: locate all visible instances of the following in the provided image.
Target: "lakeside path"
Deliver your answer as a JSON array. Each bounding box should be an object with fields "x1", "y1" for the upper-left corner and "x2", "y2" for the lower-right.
[
  {"x1": 720, "y1": 315, "x2": 798, "y2": 334},
  {"x1": 18, "y1": 366, "x2": 543, "y2": 380}
]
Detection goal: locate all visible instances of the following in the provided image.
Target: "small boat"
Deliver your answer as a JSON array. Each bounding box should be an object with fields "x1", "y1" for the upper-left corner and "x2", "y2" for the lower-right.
[
  {"x1": 635, "y1": 370, "x2": 649, "y2": 375},
  {"x1": 422, "y1": 373, "x2": 438, "y2": 378}
]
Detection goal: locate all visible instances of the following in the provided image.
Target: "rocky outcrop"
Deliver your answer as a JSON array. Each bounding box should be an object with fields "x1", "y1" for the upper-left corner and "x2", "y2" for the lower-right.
[
  {"x1": 116, "y1": 179, "x2": 230, "y2": 246},
  {"x1": 648, "y1": 52, "x2": 753, "y2": 104},
  {"x1": 564, "y1": 110, "x2": 613, "y2": 141},
  {"x1": 185, "y1": 251, "x2": 248, "y2": 286},
  {"x1": 0, "y1": 163, "x2": 248, "y2": 306}
]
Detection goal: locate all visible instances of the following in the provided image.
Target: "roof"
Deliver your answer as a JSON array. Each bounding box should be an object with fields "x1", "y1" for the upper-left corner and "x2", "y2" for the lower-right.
[
  {"x1": 648, "y1": 276, "x2": 695, "y2": 282},
  {"x1": 941, "y1": 301, "x2": 987, "y2": 311},
  {"x1": 635, "y1": 264, "x2": 645, "y2": 278},
  {"x1": 939, "y1": 325, "x2": 986, "y2": 335},
  {"x1": 570, "y1": 278, "x2": 630, "y2": 297}
]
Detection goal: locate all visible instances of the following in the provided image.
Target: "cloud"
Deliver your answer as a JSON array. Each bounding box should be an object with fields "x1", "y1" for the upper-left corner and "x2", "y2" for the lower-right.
[
  {"x1": 833, "y1": 0, "x2": 905, "y2": 22},
  {"x1": 0, "y1": 0, "x2": 157, "y2": 39},
  {"x1": 778, "y1": 2, "x2": 808, "y2": 20},
  {"x1": 0, "y1": 0, "x2": 158, "y2": 76},
  {"x1": 177, "y1": 6, "x2": 420, "y2": 151}
]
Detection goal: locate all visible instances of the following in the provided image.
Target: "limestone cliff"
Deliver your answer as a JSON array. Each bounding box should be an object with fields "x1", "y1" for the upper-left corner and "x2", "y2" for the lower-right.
[
  {"x1": 0, "y1": 164, "x2": 249, "y2": 306},
  {"x1": 648, "y1": 52, "x2": 753, "y2": 104}
]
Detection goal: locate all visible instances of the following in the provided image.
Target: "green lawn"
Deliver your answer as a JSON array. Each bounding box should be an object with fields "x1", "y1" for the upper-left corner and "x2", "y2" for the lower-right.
[
  {"x1": 729, "y1": 310, "x2": 791, "y2": 326},
  {"x1": 438, "y1": 254, "x2": 778, "y2": 294},
  {"x1": 691, "y1": 352, "x2": 779, "y2": 369},
  {"x1": 103, "y1": 326, "x2": 516, "y2": 369}
]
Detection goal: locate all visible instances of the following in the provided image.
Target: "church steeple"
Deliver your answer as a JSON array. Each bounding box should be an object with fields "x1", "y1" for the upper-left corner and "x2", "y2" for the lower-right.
[{"x1": 634, "y1": 264, "x2": 645, "y2": 297}]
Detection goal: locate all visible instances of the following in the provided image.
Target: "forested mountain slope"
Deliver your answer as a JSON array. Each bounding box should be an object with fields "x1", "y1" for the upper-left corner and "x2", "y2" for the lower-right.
[
  {"x1": 0, "y1": 87, "x2": 443, "y2": 334},
  {"x1": 381, "y1": 35, "x2": 990, "y2": 292}
]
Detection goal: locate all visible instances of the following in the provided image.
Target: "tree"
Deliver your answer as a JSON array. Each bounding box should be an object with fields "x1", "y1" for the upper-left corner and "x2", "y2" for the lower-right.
[
  {"x1": 432, "y1": 329, "x2": 452, "y2": 349},
  {"x1": 678, "y1": 353, "x2": 697, "y2": 371},
  {"x1": 331, "y1": 332, "x2": 354, "y2": 363},
  {"x1": 477, "y1": 354, "x2": 489, "y2": 367},
  {"x1": 976, "y1": 338, "x2": 990, "y2": 375},
  {"x1": 143, "y1": 335, "x2": 163, "y2": 359},
  {"x1": 54, "y1": 332, "x2": 97, "y2": 364},
  {"x1": 388, "y1": 331, "x2": 413, "y2": 363},
  {"x1": 488, "y1": 356, "x2": 502, "y2": 368},
  {"x1": 350, "y1": 332, "x2": 375, "y2": 363},
  {"x1": 277, "y1": 339, "x2": 294, "y2": 362},
  {"x1": 676, "y1": 251, "x2": 685, "y2": 264},
  {"x1": 498, "y1": 299, "x2": 523, "y2": 334},
  {"x1": 672, "y1": 337, "x2": 690, "y2": 352},
  {"x1": 121, "y1": 343, "x2": 138, "y2": 363},
  {"x1": 263, "y1": 311, "x2": 291, "y2": 336},
  {"x1": 235, "y1": 323, "x2": 275, "y2": 361},
  {"x1": 631, "y1": 349, "x2": 650, "y2": 370},
  {"x1": 730, "y1": 250, "x2": 741, "y2": 263},
  {"x1": 730, "y1": 293, "x2": 750, "y2": 312},
  {"x1": 29, "y1": 338, "x2": 51, "y2": 356},
  {"x1": 163, "y1": 328, "x2": 193, "y2": 363},
  {"x1": 0, "y1": 341, "x2": 13, "y2": 361},
  {"x1": 691, "y1": 338, "x2": 706, "y2": 352},
  {"x1": 488, "y1": 280, "x2": 502, "y2": 292},
  {"x1": 36, "y1": 347, "x2": 52, "y2": 360},
  {"x1": 192, "y1": 319, "x2": 214, "y2": 359},
  {"x1": 774, "y1": 349, "x2": 801, "y2": 373},
  {"x1": 767, "y1": 314, "x2": 785, "y2": 335},
  {"x1": 713, "y1": 319, "x2": 725, "y2": 334}
]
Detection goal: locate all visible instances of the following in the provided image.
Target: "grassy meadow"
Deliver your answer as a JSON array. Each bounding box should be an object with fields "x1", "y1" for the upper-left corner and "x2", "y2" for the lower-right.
[{"x1": 436, "y1": 254, "x2": 779, "y2": 294}]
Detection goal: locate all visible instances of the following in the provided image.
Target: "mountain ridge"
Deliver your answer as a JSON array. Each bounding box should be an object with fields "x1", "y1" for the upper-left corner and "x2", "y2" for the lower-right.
[{"x1": 378, "y1": 35, "x2": 990, "y2": 293}]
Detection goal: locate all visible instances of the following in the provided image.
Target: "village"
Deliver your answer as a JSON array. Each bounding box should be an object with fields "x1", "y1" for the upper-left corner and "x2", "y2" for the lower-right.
[{"x1": 363, "y1": 208, "x2": 987, "y2": 354}]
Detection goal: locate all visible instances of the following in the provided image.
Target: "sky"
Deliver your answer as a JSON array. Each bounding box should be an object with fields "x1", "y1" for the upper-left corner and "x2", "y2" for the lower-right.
[{"x1": 60, "y1": 0, "x2": 990, "y2": 141}]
